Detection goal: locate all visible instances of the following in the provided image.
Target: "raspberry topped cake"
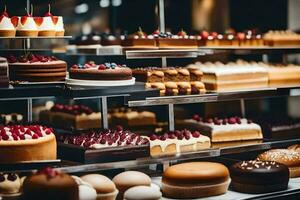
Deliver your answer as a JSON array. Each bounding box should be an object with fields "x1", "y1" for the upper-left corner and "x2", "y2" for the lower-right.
[
  {"x1": 0, "y1": 125, "x2": 57, "y2": 163},
  {"x1": 146, "y1": 129, "x2": 210, "y2": 157},
  {"x1": 7, "y1": 54, "x2": 67, "y2": 82},
  {"x1": 39, "y1": 103, "x2": 102, "y2": 130},
  {"x1": 182, "y1": 115, "x2": 263, "y2": 143},
  {"x1": 155, "y1": 30, "x2": 198, "y2": 49},
  {"x1": 69, "y1": 62, "x2": 132, "y2": 81},
  {"x1": 58, "y1": 128, "x2": 149, "y2": 149}
]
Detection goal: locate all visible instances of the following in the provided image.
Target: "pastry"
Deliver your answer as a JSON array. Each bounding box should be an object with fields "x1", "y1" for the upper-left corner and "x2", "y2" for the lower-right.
[
  {"x1": 190, "y1": 81, "x2": 206, "y2": 94},
  {"x1": 161, "y1": 68, "x2": 178, "y2": 82},
  {"x1": 132, "y1": 68, "x2": 164, "y2": 83},
  {"x1": 39, "y1": 104, "x2": 102, "y2": 130},
  {"x1": 195, "y1": 60, "x2": 268, "y2": 91},
  {"x1": 230, "y1": 160, "x2": 289, "y2": 194},
  {"x1": 7, "y1": 54, "x2": 67, "y2": 82},
  {"x1": 177, "y1": 82, "x2": 191, "y2": 95},
  {"x1": 164, "y1": 82, "x2": 178, "y2": 96},
  {"x1": 0, "y1": 125, "x2": 57, "y2": 164},
  {"x1": 188, "y1": 68, "x2": 203, "y2": 81},
  {"x1": 0, "y1": 6, "x2": 18, "y2": 37},
  {"x1": 70, "y1": 33, "x2": 101, "y2": 47},
  {"x1": 124, "y1": 185, "x2": 162, "y2": 200},
  {"x1": 162, "y1": 162, "x2": 230, "y2": 198},
  {"x1": 72, "y1": 176, "x2": 97, "y2": 200},
  {"x1": 16, "y1": 6, "x2": 38, "y2": 37},
  {"x1": 23, "y1": 167, "x2": 79, "y2": 200},
  {"x1": 0, "y1": 113, "x2": 23, "y2": 125},
  {"x1": 122, "y1": 27, "x2": 156, "y2": 48},
  {"x1": 110, "y1": 109, "x2": 156, "y2": 127},
  {"x1": 147, "y1": 130, "x2": 210, "y2": 157},
  {"x1": 55, "y1": 16, "x2": 64, "y2": 36},
  {"x1": 113, "y1": 171, "x2": 151, "y2": 200},
  {"x1": 69, "y1": 62, "x2": 132, "y2": 81},
  {"x1": 182, "y1": 116, "x2": 263, "y2": 142},
  {"x1": 35, "y1": 4, "x2": 56, "y2": 36},
  {"x1": 145, "y1": 82, "x2": 166, "y2": 96},
  {"x1": 58, "y1": 128, "x2": 149, "y2": 149},
  {"x1": 177, "y1": 68, "x2": 190, "y2": 82},
  {"x1": 81, "y1": 174, "x2": 118, "y2": 200},
  {"x1": 0, "y1": 173, "x2": 22, "y2": 196},
  {"x1": 0, "y1": 57, "x2": 9, "y2": 87},
  {"x1": 101, "y1": 33, "x2": 121, "y2": 46},
  {"x1": 264, "y1": 30, "x2": 300, "y2": 46},
  {"x1": 257, "y1": 149, "x2": 300, "y2": 177},
  {"x1": 156, "y1": 30, "x2": 198, "y2": 49}
]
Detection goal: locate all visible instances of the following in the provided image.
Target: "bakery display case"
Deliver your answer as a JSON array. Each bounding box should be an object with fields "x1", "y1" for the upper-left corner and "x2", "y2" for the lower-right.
[{"x1": 2, "y1": 0, "x2": 300, "y2": 199}]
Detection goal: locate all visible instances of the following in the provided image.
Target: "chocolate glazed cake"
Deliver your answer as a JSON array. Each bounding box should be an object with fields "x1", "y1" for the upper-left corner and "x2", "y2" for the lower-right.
[
  {"x1": 230, "y1": 160, "x2": 289, "y2": 194},
  {"x1": 69, "y1": 62, "x2": 132, "y2": 81},
  {"x1": 0, "y1": 57, "x2": 9, "y2": 87}
]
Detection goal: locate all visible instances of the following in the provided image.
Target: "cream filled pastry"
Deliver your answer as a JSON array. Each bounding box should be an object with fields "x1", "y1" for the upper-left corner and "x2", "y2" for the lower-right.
[
  {"x1": 36, "y1": 5, "x2": 57, "y2": 36},
  {"x1": 16, "y1": 6, "x2": 38, "y2": 37},
  {"x1": 0, "y1": 6, "x2": 18, "y2": 37}
]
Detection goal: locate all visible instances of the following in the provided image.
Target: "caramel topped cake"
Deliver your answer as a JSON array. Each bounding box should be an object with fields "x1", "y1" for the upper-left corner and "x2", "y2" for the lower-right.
[
  {"x1": 146, "y1": 129, "x2": 210, "y2": 157},
  {"x1": 182, "y1": 115, "x2": 263, "y2": 142},
  {"x1": 70, "y1": 62, "x2": 132, "y2": 81},
  {"x1": 0, "y1": 125, "x2": 57, "y2": 163},
  {"x1": 39, "y1": 103, "x2": 102, "y2": 130},
  {"x1": 7, "y1": 54, "x2": 67, "y2": 82},
  {"x1": 133, "y1": 67, "x2": 164, "y2": 83}
]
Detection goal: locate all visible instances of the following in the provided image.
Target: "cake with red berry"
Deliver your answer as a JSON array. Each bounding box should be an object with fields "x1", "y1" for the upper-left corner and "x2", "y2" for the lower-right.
[
  {"x1": 16, "y1": 6, "x2": 38, "y2": 37},
  {"x1": 122, "y1": 27, "x2": 157, "y2": 49},
  {"x1": 0, "y1": 125, "x2": 57, "y2": 164},
  {"x1": 181, "y1": 115, "x2": 263, "y2": 142},
  {"x1": 23, "y1": 167, "x2": 79, "y2": 200},
  {"x1": 0, "y1": 6, "x2": 18, "y2": 37},
  {"x1": 39, "y1": 104, "x2": 102, "y2": 130},
  {"x1": 0, "y1": 57, "x2": 9, "y2": 87},
  {"x1": 146, "y1": 129, "x2": 210, "y2": 157},
  {"x1": 7, "y1": 54, "x2": 67, "y2": 82},
  {"x1": 155, "y1": 30, "x2": 198, "y2": 49},
  {"x1": 35, "y1": 4, "x2": 57, "y2": 37},
  {"x1": 58, "y1": 128, "x2": 149, "y2": 149},
  {"x1": 69, "y1": 62, "x2": 132, "y2": 81}
]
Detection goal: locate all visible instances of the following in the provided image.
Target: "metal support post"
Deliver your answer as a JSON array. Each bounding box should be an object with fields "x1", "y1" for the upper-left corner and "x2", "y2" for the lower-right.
[
  {"x1": 100, "y1": 97, "x2": 109, "y2": 129},
  {"x1": 240, "y1": 99, "x2": 246, "y2": 118},
  {"x1": 27, "y1": 98, "x2": 33, "y2": 122},
  {"x1": 168, "y1": 104, "x2": 175, "y2": 131}
]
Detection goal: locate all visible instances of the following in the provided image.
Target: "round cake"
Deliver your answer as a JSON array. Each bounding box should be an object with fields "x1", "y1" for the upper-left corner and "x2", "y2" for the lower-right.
[
  {"x1": 257, "y1": 149, "x2": 300, "y2": 177},
  {"x1": 81, "y1": 174, "x2": 118, "y2": 200},
  {"x1": 230, "y1": 160, "x2": 289, "y2": 194},
  {"x1": 112, "y1": 171, "x2": 151, "y2": 200},
  {"x1": 0, "y1": 125, "x2": 57, "y2": 164},
  {"x1": 162, "y1": 162, "x2": 230, "y2": 199},
  {"x1": 7, "y1": 54, "x2": 67, "y2": 82},
  {"x1": 23, "y1": 167, "x2": 79, "y2": 200},
  {"x1": 0, "y1": 57, "x2": 9, "y2": 87},
  {"x1": 69, "y1": 62, "x2": 132, "y2": 81}
]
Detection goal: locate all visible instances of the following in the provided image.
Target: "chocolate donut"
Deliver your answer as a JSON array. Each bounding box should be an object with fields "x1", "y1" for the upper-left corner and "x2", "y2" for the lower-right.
[{"x1": 230, "y1": 160, "x2": 289, "y2": 194}]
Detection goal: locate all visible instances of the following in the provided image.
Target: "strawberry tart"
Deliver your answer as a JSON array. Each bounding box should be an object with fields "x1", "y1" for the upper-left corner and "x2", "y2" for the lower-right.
[
  {"x1": 146, "y1": 130, "x2": 211, "y2": 157},
  {"x1": 0, "y1": 125, "x2": 57, "y2": 164},
  {"x1": 7, "y1": 54, "x2": 67, "y2": 82},
  {"x1": 35, "y1": 5, "x2": 56, "y2": 36},
  {"x1": 16, "y1": 6, "x2": 38, "y2": 37},
  {"x1": 0, "y1": 6, "x2": 18, "y2": 37}
]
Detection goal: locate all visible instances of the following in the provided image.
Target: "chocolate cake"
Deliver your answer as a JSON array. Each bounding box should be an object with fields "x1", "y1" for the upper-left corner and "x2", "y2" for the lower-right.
[
  {"x1": 7, "y1": 54, "x2": 67, "y2": 82},
  {"x1": 122, "y1": 28, "x2": 156, "y2": 48},
  {"x1": 155, "y1": 30, "x2": 198, "y2": 49},
  {"x1": 69, "y1": 62, "x2": 132, "y2": 81},
  {"x1": 0, "y1": 57, "x2": 9, "y2": 87},
  {"x1": 230, "y1": 160, "x2": 289, "y2": 194},
  {"x1": 70, "y1": 33, "x2": 101, "y2": 46}
]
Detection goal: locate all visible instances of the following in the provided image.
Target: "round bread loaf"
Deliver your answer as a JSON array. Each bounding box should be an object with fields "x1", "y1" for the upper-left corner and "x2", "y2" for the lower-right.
[
  {"x1": 112, "y1": 171, "x2": 151, "y2": 200},
  {"x1": 257, "y1": 149, "x2": 300, "y2": 177},
  {"x1": 230, "y1": 160, "x2": 289, "y2": 193},
  {"x1": 81, "y1": 174, "x2": 118, "y2": 200},
  {"x1": 124, "y1": 185, "x2": 162, "y2": 200},
  {"x1": 162, "y1": 162, "x2": 230, "y2": 198}
]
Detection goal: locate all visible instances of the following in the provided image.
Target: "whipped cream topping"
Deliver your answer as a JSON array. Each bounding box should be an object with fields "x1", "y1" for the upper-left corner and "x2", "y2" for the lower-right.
[
  {"x1": 55, "y1": 16, "x2": 64, "y2": 31},
  {"x1": 38, "y1": 16, "x2": 55, "y2": 31},
  {"x1": 0, "y1": 16, "x2": 15, "y2": 30},
  {"x1": 0, "y1": 125, "x2": 54, "y2": 141},
  {"x1": 16, "y1": 17, "x2": 37, "y2": 31}
]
